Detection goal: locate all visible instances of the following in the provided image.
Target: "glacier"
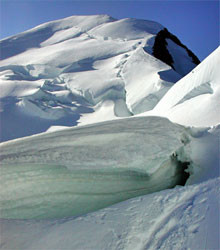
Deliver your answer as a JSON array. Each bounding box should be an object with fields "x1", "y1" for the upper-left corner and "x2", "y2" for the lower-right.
[
  {"x1": 0, "y1": 15, "x2": 219, "y2": 250},
  {"x1": 0, "y1": 15, "x2": 198, "y2": 142}
]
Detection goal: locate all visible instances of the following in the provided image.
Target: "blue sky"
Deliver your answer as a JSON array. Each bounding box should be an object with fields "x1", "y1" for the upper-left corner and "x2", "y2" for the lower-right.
[{"x1": 0, "y1": 0, "x2": 219, "y2": 61}]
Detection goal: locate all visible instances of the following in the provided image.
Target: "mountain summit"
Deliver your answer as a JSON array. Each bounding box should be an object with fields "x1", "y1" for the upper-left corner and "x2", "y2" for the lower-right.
[{"x1": 0, "y1": 15, "x2": 200, "y2": 141}]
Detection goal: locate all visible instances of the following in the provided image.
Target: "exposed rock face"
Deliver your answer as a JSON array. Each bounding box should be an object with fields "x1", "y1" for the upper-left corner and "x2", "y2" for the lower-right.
[{"x1": 153, "y1": 28, "x2": 200, "y2": 71}]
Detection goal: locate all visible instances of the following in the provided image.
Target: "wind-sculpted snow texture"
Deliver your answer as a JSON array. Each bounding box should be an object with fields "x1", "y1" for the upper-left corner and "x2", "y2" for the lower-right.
[{"x1": 0, "y1": 15, "x2": 199, "y2": 141}]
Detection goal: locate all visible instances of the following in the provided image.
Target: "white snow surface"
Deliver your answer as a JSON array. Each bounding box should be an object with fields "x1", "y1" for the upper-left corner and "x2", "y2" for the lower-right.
[
  {"x1": 0, "y1": 15, "x2": 219, "y2": 250},
  {"x1": 149, "y1": 46, "x2": 220, "y2": 127},
  {"x1": 0, "y1": 14, "x2": 199, "y2": 142}
]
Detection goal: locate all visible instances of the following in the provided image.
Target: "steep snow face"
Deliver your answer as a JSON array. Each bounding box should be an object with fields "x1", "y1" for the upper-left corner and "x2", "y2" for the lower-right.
[
  {"x1": 0, "y1": 116, "x2": 191, "y2": 219},
  {"x1": 152, "y1": 47, "x2": 220, "y2": 127},
  {"x1": 0, "y1": 15, "x2": 199, "y2": 141},
  {"x1": 121, "y1": 48, "x2": 181, "y2": 114}
]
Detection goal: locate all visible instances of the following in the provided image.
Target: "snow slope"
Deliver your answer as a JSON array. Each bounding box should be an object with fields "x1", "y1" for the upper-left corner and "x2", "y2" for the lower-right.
[
  {"x1": 0, "y1": 15, "x2": 199, "y2": 142},
  {"x1": 150, "y1": 47, "x2": 220, "y2": 127}
]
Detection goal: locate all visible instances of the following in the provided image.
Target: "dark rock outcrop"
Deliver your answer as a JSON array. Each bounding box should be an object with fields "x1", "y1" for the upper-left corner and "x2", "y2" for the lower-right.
[{"x1": 152, "y1": 28, "x2": 200, "y2": 70}]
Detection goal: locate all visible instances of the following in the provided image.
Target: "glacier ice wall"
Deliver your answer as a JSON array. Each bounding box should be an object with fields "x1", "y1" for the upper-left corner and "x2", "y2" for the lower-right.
[{"x1": 0, "y1": 116, "x2": 191, "y2": 219}]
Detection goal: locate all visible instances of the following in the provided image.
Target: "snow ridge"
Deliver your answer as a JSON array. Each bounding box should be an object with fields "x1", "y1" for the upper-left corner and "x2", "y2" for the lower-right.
[{"x1": 152, "y1": 47, "x2": 220, "y2": 126}]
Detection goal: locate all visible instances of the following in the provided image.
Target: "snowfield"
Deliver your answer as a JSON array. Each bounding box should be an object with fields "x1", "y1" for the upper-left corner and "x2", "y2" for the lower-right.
[{"x1": 0, "y1": 15, "x2": 219, "y2": 250}]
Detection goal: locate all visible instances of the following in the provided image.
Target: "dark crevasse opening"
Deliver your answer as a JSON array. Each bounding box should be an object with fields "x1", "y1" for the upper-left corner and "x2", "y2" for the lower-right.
[
  {"x1": 174, "y1": 160, "x2": 191, "y2": 186},
  {"x1": 176, "y1": 161, "x2": 190, "y2": 186},
  {"x1": 170, "y1": 151, "x2": 191, "y2": 186},
  {"x1": 152, "y1": 28, "x2": 200, "y2": 70}
]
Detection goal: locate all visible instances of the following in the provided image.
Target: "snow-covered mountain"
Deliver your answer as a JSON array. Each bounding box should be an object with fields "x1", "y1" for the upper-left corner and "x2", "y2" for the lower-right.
[
  {"x1": 0, "y1": 15, "x2": 199, "y2": 142},
  {"x1": 0, "y1": 15, "x2": 219, "y2": 250}
]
